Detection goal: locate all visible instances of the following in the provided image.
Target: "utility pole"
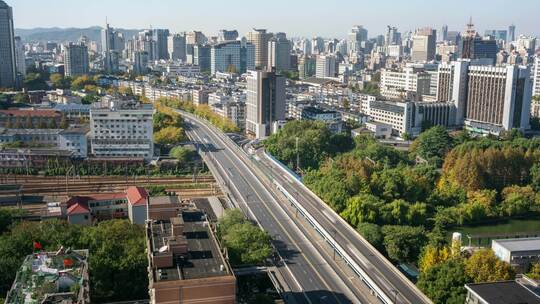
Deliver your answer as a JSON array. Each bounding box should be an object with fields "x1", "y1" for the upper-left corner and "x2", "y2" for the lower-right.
[
  {"x1": 295, "y1": 136, "x2": 300, "y2": 172},
  {"x1": 65, "y1": 165, "x2": 74, "y2": 197}
]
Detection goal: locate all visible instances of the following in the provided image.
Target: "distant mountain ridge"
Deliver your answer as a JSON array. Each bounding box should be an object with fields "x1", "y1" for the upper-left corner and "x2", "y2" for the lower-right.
[{"x1": 15, "y1": 26, "x2": 141, "y2": 43}]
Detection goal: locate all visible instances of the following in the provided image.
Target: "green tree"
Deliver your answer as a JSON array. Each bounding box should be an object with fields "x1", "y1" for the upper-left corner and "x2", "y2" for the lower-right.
[
  {"x1": 381, "y1": 225, "x2": 427, "y2": 263},
  {"x1": 13, "y1": 93, "x2": 29, "y2": 103},
  {"x1": 218, "y1": 209, "x2": 272, "y2": 266},
  {"x1": 79, "y1": 220, "x2": 148, "y2": 302},
  {"x1": 530, "y1": 164, "x2": 540, "y2": 192},
  {"x1": 464, "y1": 249, "x2": 514, "y2": 283},
  {"x1": 49, "y1": 74, "x2": 71, "y2": 89},
  {"x1": 169, "y1": 146, "x2": 196, "y2": 163},
  {"x1": 265, "y1": 120, "x2": 352, "y2": 170},
  {"x1": 418, "y1": 245, "x2": 452, "y2": 274},
  {"x1": 153, "y1": 126, "x2": 186, "y2": 145},
  {"x1": 340, "y1": 194, "x2": 384, "y2": 226},
  {"x1": 527, "y1": 262, "x2": 540, "y2": 279},
  {"x1": 411, "y1": 126, "x2": 454, "y2": 167},
  {"x1": 499, "y1": 185, "x2": 536, "y2": 216},
  {"x1": 71, "y1": 75, "x2": 96, "y2": 91},
  {"x1": 222, "y1": 222, "x2": 272, "y2": 265},
  {"x1": 417, "y1": 259, "x2": 469, "y2": 304},
  {"x1": 356, "y1": 223, "x2": 383, "y2": 250}
]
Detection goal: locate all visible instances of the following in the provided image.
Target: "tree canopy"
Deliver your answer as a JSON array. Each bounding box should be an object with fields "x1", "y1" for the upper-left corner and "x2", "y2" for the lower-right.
[
  {"x1": 217, "y1": 209, "x2": 272, "y2": 266},
  {"x1": 411, "y1": 126, "x2": 454, "y2": 166},
  {"x1": 265, "y1": 120, "x2": 353, "y2": 171},
  {"x1": 0, "y1": 219, "x2": 147, "y2": 302},
  {"x1": 417, "y1": 259, "x2": 469, "y2": 304}
]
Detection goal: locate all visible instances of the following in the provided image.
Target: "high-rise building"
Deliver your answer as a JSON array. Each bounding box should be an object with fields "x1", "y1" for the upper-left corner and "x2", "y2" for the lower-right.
[
  {"x1": 298, "y1": 55, "x2": 316, "y2": 79},
  {"x1": 64, "y1": 43, "x2": 89, "y2": 77},
  {"x1": 133, "y1": 51, "x2": 148, "y2": 75},
  {"x1": 485, "y1": 29, "x2": 508, "y2": 42},
  {"x1": 167, "y1": 33, "x2": 186, "y2": 61},
  {"x1": 411, "y1": 27, "x2": 436, "y2": 62},
  {"x1": 240, "y1": 38, "x2": 255, "y2": 73},
  {"x1": 136, "y1": 30, "x2": 154, "y2": 61},
  {"x1": 514, "y1": 35, "x2": 536, "y2": 56},
  {"x1": 152, "y1": 29, "x2": 170, "y2": 60},
  {"x1": 0, "y1": 0, "x2": 16, "y2": 88},
  {"x1": 436, "y1": 60, "x2": 471, "y2": 125},
  {"x1": 211, "y1": 41, "x2": 241, "y2": 75},
  {"x1": 246, "y1": 29, "x2": 272, "y2": 69},
  {"x1": 218, "y1": 29, "x2": 239, "y2": 42},
  {"x1": 101, "y1": 23, "x2": 114, "y2": 55},
  {"x1": 246, "y1": 70, "x2": 286, "y2": 138},
  {"x1": 437, "y1": 60, "x2": 532, "y2": 134},
  {"x1": 300, "y1": 38, "x2": 312, "y2": 55},
  {"x1": 348, "y1": 25, "x2": 368, "y2": 54},
  {"x1": 186, "y1": 31, "x2": 206, "y2": 45},
  {"x1": 459, "y1": 20, "x2": 498, "y2": 64},
  {"x1": 465, "y1": 65, "x2": 531, "y2": 133},
  {"x1": 315, "y1": 54, "x2": 336, "y2": 78},
  {"x1": 267, "y1": 33, "x2": 291, "y2": 71},
  {"x1": 193, "y1": 44, "x2": 211, "y2": 73},
  {"x1": 533, "y1": 56, "x2": 540, "y2": 97},
  {"x1": 101, "y1": 23, "x2": 124, "y2": 73},
  {"x1": 439, "y1": 25, "x2": 449, "y2": 42},
  {"x1": 385, "y1": 26, "x2": 400, "y2": 47},
  {"x1": 14, "y1": 36, "x2": 25, "y2": 76},
  {"x1": 508, "y1": 24, "x2": 516, "y2": 42},
  {"x1": 311, "y1": 37, "x2": 325, "y2": 54}
]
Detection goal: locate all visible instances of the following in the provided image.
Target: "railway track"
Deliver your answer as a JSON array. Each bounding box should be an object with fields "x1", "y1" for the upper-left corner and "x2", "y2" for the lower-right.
[
  {"x1": 0, "y1": 174, "x2": 220, "y2": 196},
  {"x1": 0, "y1": 175, "x2": 215, "y2": 184}
]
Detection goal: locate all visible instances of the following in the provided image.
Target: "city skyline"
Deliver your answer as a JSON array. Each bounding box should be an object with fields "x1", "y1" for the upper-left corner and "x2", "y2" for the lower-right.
[{"x1": 9, "y1": 0, "x2": 540, "y2": 38}]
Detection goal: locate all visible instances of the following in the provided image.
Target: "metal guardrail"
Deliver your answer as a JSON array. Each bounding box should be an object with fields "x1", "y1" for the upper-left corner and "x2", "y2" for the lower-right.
[{"x1": 273, "y1": 181, "x2": 394, "y2": 304}]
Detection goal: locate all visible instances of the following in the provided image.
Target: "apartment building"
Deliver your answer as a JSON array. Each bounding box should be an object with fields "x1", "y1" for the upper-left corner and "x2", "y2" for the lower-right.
[
  {"x1": 90, "y1": 97, "x2": 154, "y2": 160},
  {"x1": 380, "y1": 67, "x2": 431, "y2": 100}
]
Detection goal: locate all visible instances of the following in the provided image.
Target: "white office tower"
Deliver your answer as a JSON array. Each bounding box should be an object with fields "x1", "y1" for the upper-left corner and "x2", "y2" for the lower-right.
[
  {"x1": 246, "y1": 70, "x2": 286, "y2": 138},
  {"x1": 411, "y1": 27, "x2": 436, "y2": 62},
  {"x1": 436, "y1": 60, "x2": 470, "y2": 125},
  {"x1": 315, "y1": 54, "x2": 336, "y2": 78},
  {"x1": 267, "y1": 33, "x2": 291, "y2": 71},
  {"x1": 168, "y1": 33, "x2": 186, "y2": 61},
  {"x1": 90, "y1": 98, "x2": 154, "y2": 160},
  {"x1": 533, "y1": 56, "x2": 540, "y2": 97},
  {"x1": 0, "y1": 0, "x2": 16, "y2": 88},
  {"x1": 437, "y1": 60, "x2": 532, "y2": 134},
  {"x1": 246, "y1": 29, "x2": 272, "y2": 69},
  {"x1": 380, "y1": 67, "x2": 431, "y2": 100},
  {"x1": 464, "y1": 65, "x2": 531, "y2": 134},
  {"x1": 14, "y1": 36, "x2": 25, "y2": 76},
  {"x1": 64, "y1": 43, "x2": 89, "y2": 77}
]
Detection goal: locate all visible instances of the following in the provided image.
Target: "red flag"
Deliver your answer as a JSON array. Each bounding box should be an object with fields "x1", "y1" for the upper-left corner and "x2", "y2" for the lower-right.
[
  {"x1": 33, "y1": 241, "x2": 42, "y2": 250},
  {"x1": 63, "y1": 258, "x2": 73, "y2": 267}
]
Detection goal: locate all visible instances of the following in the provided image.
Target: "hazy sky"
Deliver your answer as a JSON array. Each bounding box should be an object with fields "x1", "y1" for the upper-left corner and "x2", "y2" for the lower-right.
[{"x1": 9, "y1": 0, "x2": 540, "y2": 38}]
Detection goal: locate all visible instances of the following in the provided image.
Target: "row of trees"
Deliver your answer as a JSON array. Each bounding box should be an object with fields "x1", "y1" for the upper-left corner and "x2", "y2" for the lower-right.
[
  {"x1": 153, "y1": 102, "x2": 187, "y2": 146},
  {"x1": 158, "y1": 97, "x2": 240, "y2": 133},
  {"x1": 0, "y1": 215, "x2": 148, "y2": 303}
]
